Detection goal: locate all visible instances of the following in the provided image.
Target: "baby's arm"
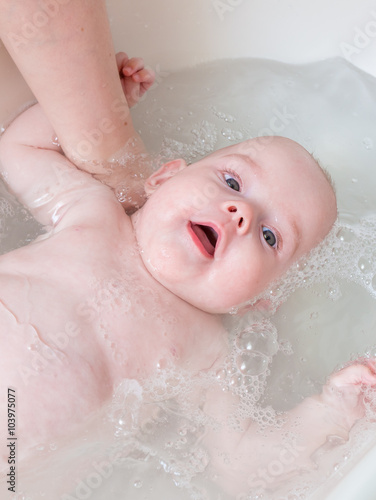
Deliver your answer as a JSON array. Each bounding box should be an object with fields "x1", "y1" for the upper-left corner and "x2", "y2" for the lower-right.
[
  {"x1": 0, "y1": 0, "x2": 149, "y2": 177},
  {"x1": 204, "y1": 361, "x2": 376, "y2": 495},
  {"x1": 92, "y1": 52, "x2": 155, "y2": 209},
  {"x1": 0, "y1": 103, "x2": 107, "y2": 228},
  {"x1": 1, "y1": 52, "x2": 155, "y2": 212}
]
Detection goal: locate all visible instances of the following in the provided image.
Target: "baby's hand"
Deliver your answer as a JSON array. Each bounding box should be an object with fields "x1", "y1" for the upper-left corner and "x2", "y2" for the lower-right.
[
  {"x1": 203, "y1": 360, "x2": 376, "y2": 496},
  {"x1": 320, "y1": 359, "x2": 376, "y2": 429},
  {"x1": 116, "y1": 52, "x2": 155, "y2": 108}
]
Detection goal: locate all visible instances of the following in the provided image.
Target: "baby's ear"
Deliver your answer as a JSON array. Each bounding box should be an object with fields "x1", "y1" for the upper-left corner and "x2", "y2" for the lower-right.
[{"x1": 144, "y1": 159, "x2": 187, "y2": 196}]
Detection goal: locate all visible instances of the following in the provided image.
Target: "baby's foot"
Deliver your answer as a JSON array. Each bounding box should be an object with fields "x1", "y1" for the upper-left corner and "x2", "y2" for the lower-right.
[{"x1": 116, "y1": 52, "x2": 155, "y2": 107}]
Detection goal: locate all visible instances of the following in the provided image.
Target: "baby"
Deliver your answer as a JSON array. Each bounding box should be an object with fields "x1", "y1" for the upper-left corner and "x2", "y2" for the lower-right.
[{"x1": 0, "y1": 48, "x2": 375, "y2": 496}]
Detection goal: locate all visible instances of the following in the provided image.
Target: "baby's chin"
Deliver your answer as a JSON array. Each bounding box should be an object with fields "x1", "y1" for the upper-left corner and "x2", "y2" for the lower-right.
[
  {"x1": 161, "y1": 284, "x2": 237, "y2": 315},
  {"x1": 180, "y1": 293, "x2": 263, "y2": 316}
]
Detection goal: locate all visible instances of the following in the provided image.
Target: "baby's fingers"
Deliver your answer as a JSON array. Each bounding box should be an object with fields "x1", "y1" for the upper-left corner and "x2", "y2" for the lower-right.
[
  {"x1": 356, "y1": 363, "x2": 376, "y2": 385},
  {"x1": 132, "y1": 68, "x2": 155, "y2": 88},
  {"x1": 122, "y1": 57, "x2": 145, "y2": 77},
  {"x1": 331, "y1": 361, "x2": 376, "y2": 389},
  {"x1": 115, "y1": 52, "x2": 129, "y2": 72}
]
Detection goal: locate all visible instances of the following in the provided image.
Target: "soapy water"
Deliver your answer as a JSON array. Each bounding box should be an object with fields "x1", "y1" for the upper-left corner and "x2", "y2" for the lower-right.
[
  {"x1": 2, "y1": 57, "x2": 376, "y2": 499},
  {"x1": 0, "y1": 182, "x2": 42, "y2": 255}
]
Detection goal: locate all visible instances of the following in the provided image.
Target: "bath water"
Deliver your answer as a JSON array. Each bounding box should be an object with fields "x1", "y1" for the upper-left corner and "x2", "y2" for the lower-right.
[{"x1": 2, "y1": 57, "x2": 376, "y2": 499}]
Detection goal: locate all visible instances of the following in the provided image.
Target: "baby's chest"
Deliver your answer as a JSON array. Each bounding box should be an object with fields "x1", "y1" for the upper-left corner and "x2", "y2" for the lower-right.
[{"x1": 100, "y1": 288, "x2": 227, "y2": 381}]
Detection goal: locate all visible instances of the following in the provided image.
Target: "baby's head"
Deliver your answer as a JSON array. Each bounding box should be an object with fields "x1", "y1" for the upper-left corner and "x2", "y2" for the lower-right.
[{"x1": 132, "y1": 136, "x2": 337, "y2": 314}]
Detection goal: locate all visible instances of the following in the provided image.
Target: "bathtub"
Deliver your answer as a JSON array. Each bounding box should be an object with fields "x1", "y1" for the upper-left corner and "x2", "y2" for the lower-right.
[
  {"x1": 1, "y1": 0, "x2": 376, "y2": 498},
  {"x1": 2, "y1": 0, "x2": 376, "y2": 122}
]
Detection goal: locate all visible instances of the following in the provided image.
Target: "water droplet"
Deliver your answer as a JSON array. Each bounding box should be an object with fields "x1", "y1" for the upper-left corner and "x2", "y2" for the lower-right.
[
  {"x1": 358, "y1": 256, "x2": 372, "y2": 273},
  {"x1": 52, "y1": 136, "x2": 60, "y2": 147},
  {"x1": 328, "y1": 287, "x2": 341, "y2": 300},
  {"x1": 362, "y1": 137, "x2": 373, "y2": 149},
  {"x1": 236, "y1": 352, "x2": 269, "y2": 376},
  {"x1": 229, "y1": 374, "x2": 242, "y2": 387},
  {"x1": 221, "y1": 128, "x2": 244, "y2": 141},
  {"x1": 236, "y1": 323, "x2": 278, "y2": 356},
  {"x1": 336, "y1": 227, "x2": 355, "y2": 242},
  {"x1": 134, "y1": 479, "x2": 142, "y2": 488},
  {"x1": 216, "y1": 369, "x2": 227, "y2": 380},
  {"x1": 296, "y1": 261, "x2": 307, "y2": 272},
  {"x1": 372, "y1": 274, "x2": 376, "y2": 290}
]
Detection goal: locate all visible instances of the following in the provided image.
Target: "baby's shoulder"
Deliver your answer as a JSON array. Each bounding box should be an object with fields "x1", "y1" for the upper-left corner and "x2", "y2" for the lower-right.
[{"x1": 53, "y1": 181, "x2": 130, "y2": 233}]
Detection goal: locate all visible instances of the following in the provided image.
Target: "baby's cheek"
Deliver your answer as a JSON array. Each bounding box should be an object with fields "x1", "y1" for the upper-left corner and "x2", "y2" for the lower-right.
[
  {"x1": 221, "y1": 275, "x2": 255, "y2": 310},
  {"x1": 184, "y1": 182, "x2": 220, "y2": 212}
]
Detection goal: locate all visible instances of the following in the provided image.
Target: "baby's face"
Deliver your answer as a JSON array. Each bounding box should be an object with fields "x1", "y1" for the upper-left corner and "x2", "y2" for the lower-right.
[{"x1": 132, "y1": 137, "x2": 337, "y2": 314}]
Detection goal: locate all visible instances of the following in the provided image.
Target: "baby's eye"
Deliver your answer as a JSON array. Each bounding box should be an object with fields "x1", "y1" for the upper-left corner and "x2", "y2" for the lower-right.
[
  {"x1": 263, "y1": 227, "x2": 277, "y2": 248},
  {"x1": 224, "y1": 173, "x2": 240, "y2": 191}
]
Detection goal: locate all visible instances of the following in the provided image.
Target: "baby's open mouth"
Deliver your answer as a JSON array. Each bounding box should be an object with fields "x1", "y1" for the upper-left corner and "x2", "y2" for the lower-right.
[{"x1": 190, "y1": 223, "x2": 218, "y2": 256}]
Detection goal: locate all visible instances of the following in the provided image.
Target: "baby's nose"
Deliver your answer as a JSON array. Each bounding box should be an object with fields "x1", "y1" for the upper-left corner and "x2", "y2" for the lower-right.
[{"x1": 223, "y1": 200, "x2": 253, "y2": 234}]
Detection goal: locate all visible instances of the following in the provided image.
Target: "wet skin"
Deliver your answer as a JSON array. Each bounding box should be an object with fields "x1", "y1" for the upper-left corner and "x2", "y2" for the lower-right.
[{"x1": 1, "y1": 103, "x2": 362, "y2": 484}]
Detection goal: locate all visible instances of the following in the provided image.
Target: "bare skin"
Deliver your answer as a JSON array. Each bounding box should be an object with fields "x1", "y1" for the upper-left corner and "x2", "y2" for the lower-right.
[
  {"x1": 1, "y1": 89, "x2": 369, "y2": 481},
  {"x1": 0, "y1": 75, "x2": 338, "y2": 462},
  {"x1": 203, "y1": 360, "x2": 376, "y2": 493},
  {"x1": 0, "y1": 0, "x2": 139, "y2": 165},
  {"x1": 0, "y1": 2, "x2": 375, "y2": 495}
]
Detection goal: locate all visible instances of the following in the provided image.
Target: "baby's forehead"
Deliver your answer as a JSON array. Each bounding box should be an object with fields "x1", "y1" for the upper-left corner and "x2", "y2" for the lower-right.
[
  {"x1": 208, "y1": 136, "x2": 311, "y2": 162},
  {"x1": 207, "y1": 137, "x2": 329, "y2": 187},
  {"x1": 206, "y1": 140, "x2": 258, "y2": 160}
]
